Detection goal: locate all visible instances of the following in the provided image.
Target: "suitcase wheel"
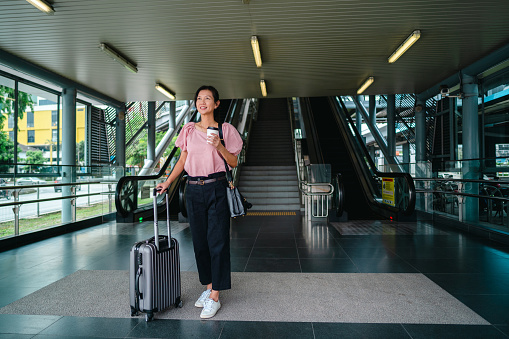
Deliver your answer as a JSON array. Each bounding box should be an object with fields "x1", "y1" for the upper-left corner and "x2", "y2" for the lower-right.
[
  {"x1": 145, "y1": 313, "x2": 154, "y2": 322},
  {"x1": 178, "y1": 300, "x2": 183, "y2": 308},
  {"x1": 130, "y1": 307, "x2": 138, "y2": 317}
]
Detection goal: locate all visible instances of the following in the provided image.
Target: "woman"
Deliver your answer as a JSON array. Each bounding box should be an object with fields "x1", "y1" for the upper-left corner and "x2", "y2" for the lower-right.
[{"x1": 156, "y1": 85, "x2": 243, "y2": 319}]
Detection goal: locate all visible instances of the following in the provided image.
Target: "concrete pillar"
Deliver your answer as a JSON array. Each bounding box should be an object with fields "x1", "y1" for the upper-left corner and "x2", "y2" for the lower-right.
[
  {"x1": 369, "y1": 95, "x2": 376, "y2": 126},
  {"x1": 147, "y1": 102, "x2": 156, "y2": 163},
  {"x1": 61, "y1": 88, "x2": 76, "y2": 224},
  {"x1": 169, "y1": 101, "x2": 176, "y2": 130},
  {"x1": 115, "y1": 105, "x2": 126, "y2": 179},
  {"x1": 387, "y1": 94, "x2": 396, "y2": 158},
  {"x1": 461, "y1": 74, "x2": 479, "y2": 223}
]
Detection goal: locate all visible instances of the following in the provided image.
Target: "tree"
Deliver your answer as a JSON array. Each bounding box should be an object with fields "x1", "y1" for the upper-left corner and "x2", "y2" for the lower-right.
[
  {"x1": 0, "y1": 85, "x2": 35, "y2": 128},
  {"x1": 0, "y1": 131, "x2": 14, "y2": 172},
  {"x1": 126, "y1": 130, "x2": 179, "y2": 167},
  {"x1": 0, "y1": 85, "x2": 36, "y2": 169},
  {"x1": 24, "y1": 150, "x2": 45, "y2": 172},
  {"x1": 76, "y1": 140, "x2": 85, "y2": 163}
]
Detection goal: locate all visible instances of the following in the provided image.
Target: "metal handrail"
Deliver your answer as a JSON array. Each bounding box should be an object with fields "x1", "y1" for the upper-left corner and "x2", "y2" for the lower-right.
[
  {"x1": 299, "y1": 182, "x2": 334, "y2": 197},
  {"x1": 0, "y1": 180, "x2": 107, "y2": 191},
  {"x1": 288, "y1": 98, "x2": 336, "y2": 218},
  {"x1": 0, "y1": 189, "x2": 114, "y2": 208}
]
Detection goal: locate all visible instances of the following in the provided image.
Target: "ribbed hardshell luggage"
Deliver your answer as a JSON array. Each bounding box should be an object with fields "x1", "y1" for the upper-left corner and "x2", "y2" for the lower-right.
[{"x1": 130, "y1": 188, "x2": 182, "y2": 322}]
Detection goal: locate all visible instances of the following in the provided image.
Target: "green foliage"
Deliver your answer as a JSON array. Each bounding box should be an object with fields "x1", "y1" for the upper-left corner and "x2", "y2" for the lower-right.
[
  {"x1": 0, "y1": 85, "x2": 37, "y2": 171},
  {"x1": 0, "y1": 130, "x2": 14, "y2": 172},
  {"x1": 0, "y1": 85, "x2": 35, "y2": 129},
  {"x1": 24, "y1": 150, "x2": 45, "y2": 172},
  {"x1": 126, "y1": 130, "x2": 179, "y2": 167},
  {"x1": 76, "y1": 140, "x2": 85, "y2": 163}
]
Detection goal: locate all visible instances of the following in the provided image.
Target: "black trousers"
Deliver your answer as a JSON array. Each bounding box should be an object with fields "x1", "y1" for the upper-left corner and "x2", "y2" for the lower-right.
[{"x1": 186, "y1": 172, "x2": 231, "y2": 291}]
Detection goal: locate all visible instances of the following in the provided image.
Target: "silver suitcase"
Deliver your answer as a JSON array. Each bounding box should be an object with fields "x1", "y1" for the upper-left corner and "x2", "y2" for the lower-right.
[{"x1": 130, "y1": 188, "x2": 182, "y2": 321}]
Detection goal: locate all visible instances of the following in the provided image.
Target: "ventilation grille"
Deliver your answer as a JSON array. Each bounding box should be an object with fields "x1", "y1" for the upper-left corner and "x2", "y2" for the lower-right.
[{"x1": 90, "y1": 106, "x2": 111, "y2": 164}]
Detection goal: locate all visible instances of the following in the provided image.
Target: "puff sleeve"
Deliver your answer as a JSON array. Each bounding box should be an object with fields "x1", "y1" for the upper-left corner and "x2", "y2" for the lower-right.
[
  {"x1": 175, "y1": 122, "x2": 195, "y2": 151},
  {"x1": 222, "y1": 123, "x2": 243, "y2": 156}
]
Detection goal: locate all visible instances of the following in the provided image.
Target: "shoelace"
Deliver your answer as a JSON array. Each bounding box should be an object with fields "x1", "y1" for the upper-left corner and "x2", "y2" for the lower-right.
[
  {"x1": 199, "y1": 290, "x2": 211, "y2": 302},
  {"x1": 203, "y1": 298, "x2": 216, "y2": 311}
]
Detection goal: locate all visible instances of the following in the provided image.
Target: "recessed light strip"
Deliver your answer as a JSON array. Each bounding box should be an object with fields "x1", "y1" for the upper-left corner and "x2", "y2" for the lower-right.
[
  {"x1": 26, "y1": 0, "x2": 54, "y2": 14},
  {"x1": 388, "y1": 30, "x2": 421, "y2": 64},
  {"x1": 357, "y1": 77, "x2": 374, "y2": 94},
  {"x1": 98, "y1": 43, "x2": 138, "y2": 73},
  {"x1": 260, "y1": 80, "x2": 267, "y2": 97},
  {"x1": 155, "y1": 83, "x2": 176, "y2": 100},
  {"x1": 251, "y1": 36, "x2": 262, "y2": 68}
]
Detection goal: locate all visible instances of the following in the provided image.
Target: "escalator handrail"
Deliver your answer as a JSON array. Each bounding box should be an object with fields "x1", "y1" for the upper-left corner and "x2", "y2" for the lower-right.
[{"x1": 333, "y1": 96, "x2": 416, "y2": 215}]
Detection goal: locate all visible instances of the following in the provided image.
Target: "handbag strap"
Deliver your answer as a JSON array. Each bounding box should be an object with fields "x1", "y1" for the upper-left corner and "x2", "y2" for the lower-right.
[{"x1": 218, "y1": 124, "x2": 234, "y2": 188}]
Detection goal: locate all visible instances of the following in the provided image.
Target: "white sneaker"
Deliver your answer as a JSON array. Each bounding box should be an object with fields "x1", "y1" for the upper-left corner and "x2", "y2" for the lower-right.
[
  {"x1": 195, "y1": 289, "x2": 212, "y2": 308},
  {"x1": 200, "y1": 298, "x2": 221, "y2": 319}
]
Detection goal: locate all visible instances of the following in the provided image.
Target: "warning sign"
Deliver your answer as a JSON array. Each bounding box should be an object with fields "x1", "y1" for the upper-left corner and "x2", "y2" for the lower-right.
[{"x1": 382, "y1": 177, "x2": 395, "y2": 207}]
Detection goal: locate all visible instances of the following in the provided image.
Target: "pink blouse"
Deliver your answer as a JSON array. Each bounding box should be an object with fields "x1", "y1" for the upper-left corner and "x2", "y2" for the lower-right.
[{"x1": 175, "y1": 122, "x2": 243, "y2": 177}]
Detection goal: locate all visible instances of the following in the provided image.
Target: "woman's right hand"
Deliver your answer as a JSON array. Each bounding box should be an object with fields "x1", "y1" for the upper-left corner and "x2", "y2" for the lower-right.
[{"x1": 156, "y1": 181, "x2": 170, "y2": 194}]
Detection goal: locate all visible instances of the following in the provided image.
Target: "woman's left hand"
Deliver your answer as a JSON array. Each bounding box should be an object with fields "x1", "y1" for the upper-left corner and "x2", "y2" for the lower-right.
[{"x1": 207, "y1": 134, "x2": 222, "y2": 149}]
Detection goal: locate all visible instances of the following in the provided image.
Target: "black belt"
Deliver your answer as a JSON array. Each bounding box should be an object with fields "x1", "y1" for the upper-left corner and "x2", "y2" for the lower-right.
[{"x1": 188, "y1": 176, "x2": 226, "y2": 185}]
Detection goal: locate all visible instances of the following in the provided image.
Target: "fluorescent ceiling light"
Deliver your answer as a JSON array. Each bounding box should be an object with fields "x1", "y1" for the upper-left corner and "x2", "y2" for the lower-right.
[
  {"x1": 260, "y1": 80, "x2": 267, "y2": 97},
  {"x1": 388, "y1": 30, "x2": 421, "y2": 63},
  {"x1": 155, "y1": 83, "x2": 176, "y2": 100},
  {"x1": 98, "y1": 43, "x2": 138, "y2": 73},
  {"x1": 26, "y1": 0, "x2": 54, "y2": 14},
  {"x1": 357, "y1": 77, "x2": 374, "y2": 94},
  {"x1": 251, "y1": 36, "x2": 262, "y2": 68}
]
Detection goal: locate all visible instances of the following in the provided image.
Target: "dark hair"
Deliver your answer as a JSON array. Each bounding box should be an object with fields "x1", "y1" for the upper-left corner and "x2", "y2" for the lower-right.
[{"x1": 194, "y1": 85, "x2": 220, "y2": 104}]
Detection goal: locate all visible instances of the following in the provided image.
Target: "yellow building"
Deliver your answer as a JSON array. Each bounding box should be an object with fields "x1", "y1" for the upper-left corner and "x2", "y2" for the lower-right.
[{"x1": 3, "y1": 105, "x2": 86, "y2": 147}]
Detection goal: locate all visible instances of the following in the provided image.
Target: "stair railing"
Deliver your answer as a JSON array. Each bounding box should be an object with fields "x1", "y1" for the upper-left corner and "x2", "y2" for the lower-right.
[{"x1": 288, "y1": 98, "x2": 335, "y2": 219}]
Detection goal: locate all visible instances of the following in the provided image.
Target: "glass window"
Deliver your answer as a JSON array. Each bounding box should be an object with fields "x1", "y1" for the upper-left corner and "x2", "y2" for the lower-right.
[
  {"x1": 27, "y1": 111, "x2": 34, "y2": 127},
  {"x1": 52, "y1": 110, "x2": 58, "y2": 126},
  {"x1": 27, "y1": 130, "x2": 35, "y2": 143},
  {"x1": 0, "y1": 76, "x2": 16, "y2": 171},
  {"x1": 52, "y1": 129, "x2": 58, "y2": 142}
]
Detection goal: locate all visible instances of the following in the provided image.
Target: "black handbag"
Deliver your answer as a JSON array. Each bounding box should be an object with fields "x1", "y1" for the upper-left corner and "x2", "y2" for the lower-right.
[{"x1": 218, "y1": 124, "x2": 252, "y2": 218}]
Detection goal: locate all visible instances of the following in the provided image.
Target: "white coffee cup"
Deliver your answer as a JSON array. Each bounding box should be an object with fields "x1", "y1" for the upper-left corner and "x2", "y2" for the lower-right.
[{"x1": 207, "y1": 127, "x2": 219, "y2": 144}]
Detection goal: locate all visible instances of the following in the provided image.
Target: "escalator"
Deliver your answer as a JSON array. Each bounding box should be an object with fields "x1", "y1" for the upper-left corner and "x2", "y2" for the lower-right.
[{"x1": 300, "y1": 97, "x2": 415, "y2": 220}]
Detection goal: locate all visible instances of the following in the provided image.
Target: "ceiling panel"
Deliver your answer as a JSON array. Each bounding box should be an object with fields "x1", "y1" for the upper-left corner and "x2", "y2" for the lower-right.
[{"x1": 0, "y1": 0, "x2": 508, "y2": 102}]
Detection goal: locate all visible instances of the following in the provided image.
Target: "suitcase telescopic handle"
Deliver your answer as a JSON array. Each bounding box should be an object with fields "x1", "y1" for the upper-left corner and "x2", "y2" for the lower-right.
[
  {"x1": 152, "y1": 188, "x2": 160, "y2": 251},
  {"x1": 152, "y1": 188, "x2": 172, "y2": 250}
]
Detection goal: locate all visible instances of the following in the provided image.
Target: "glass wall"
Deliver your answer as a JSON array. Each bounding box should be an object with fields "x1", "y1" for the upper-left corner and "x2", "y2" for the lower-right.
[{"x1": 0, "y1": 71, "x2": 119, "y2": 239}]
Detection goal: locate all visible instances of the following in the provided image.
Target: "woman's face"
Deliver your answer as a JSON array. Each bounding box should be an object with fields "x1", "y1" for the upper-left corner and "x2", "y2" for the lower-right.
[{"x1": 196, "y1": 89, "x2": 219, "y2": 116}]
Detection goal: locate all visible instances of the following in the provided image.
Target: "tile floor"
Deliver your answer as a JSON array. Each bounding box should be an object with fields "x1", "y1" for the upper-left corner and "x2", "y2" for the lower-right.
[{"x1": 1, "y1": 213, "x2": 509, "y2": 338}]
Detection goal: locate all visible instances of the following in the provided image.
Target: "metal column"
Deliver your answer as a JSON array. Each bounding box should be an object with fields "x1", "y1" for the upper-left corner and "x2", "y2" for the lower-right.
[
  {"x1": 461, "y1": 74, "x2": 479, "y2": 223},
  {"x1": 115, "y1": 105, "x2": 126, "y2": 179},
  {"x1": 403, "y1": 142, "x2": 410, "y2": 172},
  {"x1": 387, "y1": 94, "x2": 396, "y2": 158},
  {"x1": 369, "y1": 95, "x2": 376, "y2": 126},
  {"x1": 185, "y1": 100, "x2": 192, "y2": 123},
  {"x1": 356, "y1": 96, "x2": 363, "y2": 135},
  {"x1": 147, "y1": 101, "x2": 156, "y2": 164},
  {"x1": 414, "y1": 96, "x2": 429, "y2": 211},
  {"x1": 61, "y1": 87, "x2": 77, "y2": 224},
  {"x1": 415, "y1": 97, "x2": 426, "y2": 162},
  {"x1": 169, "y1": 101, "x2": 176, "y2": 130}
]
